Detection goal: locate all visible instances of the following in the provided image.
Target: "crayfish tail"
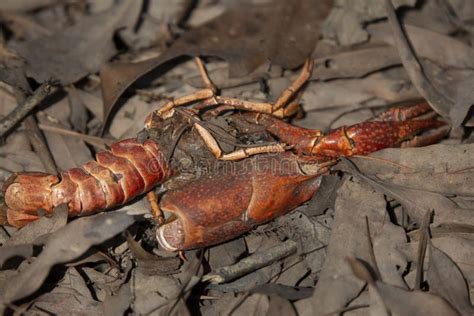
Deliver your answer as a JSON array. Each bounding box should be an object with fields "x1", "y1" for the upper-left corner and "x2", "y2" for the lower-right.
[
  {"x1": 0, "y1": 204, "x2": 9, "y2": 227},
  {"x1": 2, "y1": 139, "x2": 171, "y2": 228},
  {"x1": 2, "y1": 208, "x2": 40, "y2": 228}
]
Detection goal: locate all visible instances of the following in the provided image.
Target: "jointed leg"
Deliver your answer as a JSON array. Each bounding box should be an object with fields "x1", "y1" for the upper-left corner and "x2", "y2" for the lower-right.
[
  {"x1": 157, "y1": 57, "x2": 217, "y2": 119},
  {"x1": 174, "y1": 108, "x2": 287, "y2": 160},
  {"x1": 193, "y1": 123, "x2": 287, "y2": 161},
  {"x1": 157, "y1": 89, "x2": 215, "y2": 119},
  {"x1": 205, "y1": 96, "x2": 274, "y2": 116},
  {"x1": 147, "y1": 191, "x2": 165, "y2": 225},
  {"x1": 273, "y1": 92, "x2": 304, "y2": 118},
  {"x1": 194, "y1": 57, "x2": 216, "y2": 92},
  {"x1": 273, "y1": 58, "x2": 314, "y2": 112},
  {"x1": 199, "y1": 58, "x2": 313, "y2": 118},
  {"x1": 208, "y1": 94, "x2": 303, "y2": 119}
]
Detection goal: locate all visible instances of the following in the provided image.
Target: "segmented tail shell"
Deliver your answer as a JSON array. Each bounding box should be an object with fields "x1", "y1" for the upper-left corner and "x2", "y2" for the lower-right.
[{"x1": 2, "y1": 138, "x2": 170, "y2": 227}]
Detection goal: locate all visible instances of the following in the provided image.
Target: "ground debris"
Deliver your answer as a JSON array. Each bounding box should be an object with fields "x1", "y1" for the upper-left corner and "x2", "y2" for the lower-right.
[{"x1": 0, "y1": 0, "x2": 473, "y2": 315}]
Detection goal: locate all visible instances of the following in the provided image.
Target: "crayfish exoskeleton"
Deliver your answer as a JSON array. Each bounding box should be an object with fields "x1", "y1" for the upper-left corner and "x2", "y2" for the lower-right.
[{"x1": 1, "y1": 57, "x2": 448, "y2": 251}]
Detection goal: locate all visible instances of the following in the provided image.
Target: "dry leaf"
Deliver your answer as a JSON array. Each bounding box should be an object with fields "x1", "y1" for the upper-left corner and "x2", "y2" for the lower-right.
[
  {"x1": 266, "y1": 295, "x2": 297, "y2": 316},
  {"x1": 374, "y1": 281, "x2": 459, "y2": 316},
  {"x1": 428, "y1": 242, "x2": 474, "y2": 314},
  {"x1": 302, "y1": 179, "x2": 387, "y2": 314},
  {"x1": 367, "y1": 23, "x2": 474, "y2": 70},
  {"x1": 100, "y1": 0, "x2": 332, "y2": 129},
  {"x1": 127, "y1": 233, "x2": 181, "y2": 275},
  {"x1": 4, "y1": 204, "x2": 68, "y2": 246},
  {"x1": 9, "y1": 0, "x2": 142, "y2": 84},
  {"x1": 322, "y1": 0, "x2": 416, "y2": 45},
  {"x1": 1, "y1": 211, "x2": 136, "y2": 303},
  {"x1": 30, "y1": 288, "x2": 103, "y2": 315},
  {"x1": 0, "y1": 1, "x2": 56, "y2": 12}
]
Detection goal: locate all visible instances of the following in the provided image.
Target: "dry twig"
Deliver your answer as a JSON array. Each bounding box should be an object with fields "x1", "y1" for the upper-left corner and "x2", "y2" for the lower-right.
[
  {"x1": 203, "y1": 240, "x2": 298, "y2": 284},
  {"x1": 0, "y1": 82, "x2": 54, "y2": 138}
]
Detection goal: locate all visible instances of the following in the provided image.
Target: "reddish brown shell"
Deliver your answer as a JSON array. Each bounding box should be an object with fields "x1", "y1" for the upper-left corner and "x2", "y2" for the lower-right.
[
  {"x1": 2, "y1": 138, "x2": 171, "y2": 227},
  {"x1": 156, "y1": 152, "x2": 322, "y2": 251}
]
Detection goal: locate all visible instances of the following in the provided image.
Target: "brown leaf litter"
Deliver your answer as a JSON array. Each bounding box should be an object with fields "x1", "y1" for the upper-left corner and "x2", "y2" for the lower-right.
[{"x1": 0, "y1": 0, "x2": 474, "y2": 314}]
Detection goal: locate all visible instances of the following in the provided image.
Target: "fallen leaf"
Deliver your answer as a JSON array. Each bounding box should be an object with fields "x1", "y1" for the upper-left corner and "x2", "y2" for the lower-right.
[
  {"x1": 0, "y1": 150, "x2": 45, "y2": 174},
  {"x1": 1, "y1": 211, "x2": 136, "y2": 303},
  {"x1": 37, "y1": 110, "x2": 92, "y2": 170},
  {"x1": 230, "y1": 293, "x2": 269, "y2": 315},
  {"x1": 304, "y1": 174, "x2": 341, "y2": 217},
  {"x1": 103, "y1": 283, "x2": 132, "y2": 316},
  {"x1": 342, "y1": 159, "x2": 474, "y2": 227},
  {"x1": 367, "y1": 23, "x2": 474, "y2": 70},
  {"x1": 322, "y1": 0, "x2": 416, "y2": 45},
  {"x1": 351, "y1": 144, "x2": 474, "y2": 176},
  {"x1": 450, "y1": 74, "x2": 474, "y2": 127},
  {"x1": 301, "y1": 66, "x2": 419, "y2": 114},
  {"x1": 427, "y1": 242, "x2": 474, "y2": 314},
  {"x1": 108, "y1": 96, "x2": 155, "y2": 139},
  {"x1": 132, "y1": 252, "x2": 200, "y2": 315},
  {"x1": 9, "y1": 0, "x2": 142, "y2": 84},
  {"x1": 66, "y1": 85, "x2": 88, "y2": 133},
  {"x1": 0, "y1": 1, "x2": 56, "y2": 12},
  {"x1": 100, "y1": 0, "x2": 332, "y2": 129},
  {"x1": 0, "y1": 244, "x2": 34, "y2": 269},
  {"x1": 266, "y1": 295, "x2": 297, "y2": 316},
  {"x1": 29, "y1": 288, "x2": 103, "y2": 315},
  {"x1": 207, "y1": 237, "x2": 247, "y2": 270},
  {"x1": 79, "y1": 267, "x2": 125, "y2": 302},
  {"x1": 372, "y1": 222, "x2": 409, "y2": 288},
  {"x1": 312, "y1": 45, "x2": 402, "y2": 81},
  {"x1": 4, "y1": 203, "x2": 68, "y2": 246},
  {"x1": 347, "y1": 257, "x2": 390, "y2": 316},
  {"x1": 58, "y1": 268, "x2": 97, "y2": 301},
  {"x1": 384, "y1": 1, "x2": 453, "y2": 119},
  {"x1": 374, "y1": 281, "x2": 459, "y2": 316},
  {"x1": 127, "y1": 233, "x2": 181, "y2": 275},
  {"x1": 251, "y1": 284, "x2": 313, "y2": 300},
  {"x1": 300, "y1": 179, "x2": 387, "y2": 314},
  {"x1": 349, "y1": 257, "x2": 458, "y2": 316}
]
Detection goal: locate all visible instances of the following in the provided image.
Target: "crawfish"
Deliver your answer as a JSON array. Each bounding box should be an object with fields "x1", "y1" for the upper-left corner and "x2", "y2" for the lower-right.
[{"x1": 1, "y1": 58, "x2": 447, "y2": 250}]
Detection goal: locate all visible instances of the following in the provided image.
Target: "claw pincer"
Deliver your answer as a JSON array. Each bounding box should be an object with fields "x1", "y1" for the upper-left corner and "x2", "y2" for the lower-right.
[
  {"x1": 244, "y1": 102, "x2": 445, "y2": 159},
  {"x1": 157, "y1": 152, "x2": 323, "y2": 251},
  {"x1": 156, "y1": 103, "x2": 446, "y2": 250}
]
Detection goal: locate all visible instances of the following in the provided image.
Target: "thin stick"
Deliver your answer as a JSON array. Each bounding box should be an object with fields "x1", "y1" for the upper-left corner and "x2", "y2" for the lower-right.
[
  {"x1": 37, "y1": 123, "x2": 113, "y2": 150},
  {"x1": 202, "y1": 240, "x2": 297, "y2": 284},
  {"x1": 0, "y1": 82, "x2": 53, "y2": 138},
  {"x1": 24, "y1": 116, "x2": 58, "y2": 175}
]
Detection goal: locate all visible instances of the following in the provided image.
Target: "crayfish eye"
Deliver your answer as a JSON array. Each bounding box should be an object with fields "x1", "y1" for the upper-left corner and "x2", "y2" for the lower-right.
[{"x1": 156, "y1": 217, "x2": 185, "y2": 251}]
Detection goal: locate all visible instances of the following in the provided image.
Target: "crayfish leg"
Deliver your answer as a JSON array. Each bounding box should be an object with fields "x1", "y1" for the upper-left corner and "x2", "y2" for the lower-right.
[{"x1": 146, "y1": 191, "x2": 165, "y2": 225}]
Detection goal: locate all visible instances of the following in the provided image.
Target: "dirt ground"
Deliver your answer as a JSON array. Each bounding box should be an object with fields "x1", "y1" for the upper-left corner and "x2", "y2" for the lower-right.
[{"x1": 0, "y1": 0, "x2": 473, "y2": 315}]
